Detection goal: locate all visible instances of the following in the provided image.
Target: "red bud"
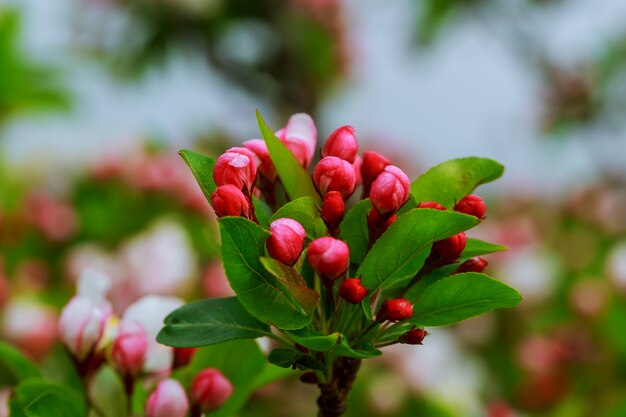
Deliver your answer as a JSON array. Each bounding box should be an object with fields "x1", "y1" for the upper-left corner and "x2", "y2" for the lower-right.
[
  {"x1": 455, "y1": 257, "x2": 488, "y2": 273},
  {"x1": 211, "y1": 185, "x2": 250, "y2": 218},
  {"x1": 339, "y1": 278, "x2": 368, "y2": 304},
  {"x1": 377, "y1": 298, "x2": 413, "y2": 322},
  {"x1": 306, "y1": 237, "x2": 350, "y2": 280},
  {"x1": 111, "y1": 322, "x2": 148, "y2": 376},
  {"x1": 367, "y1": 208, "x2": 397, "y2": 234},
  {"x1": 191, "y1": 369, "x2": 234, "y2": 412},
  {"x1": 399, "y1": 328, "x2": 427, "y2": 345},
  {"x1": 417, "y1": 201, "x2": 446, "y2": 210},
  {"x1": 322, "y1": 191, "x2": 345, "y2": 226},
  {"x1": 243, "y1": 139, "x2": 276, "y2": 181},
  {"x1": 266, "y1": 218, "x2": 306, "y2": 266},
  {"x1": 323, "y1": 125, "x2": 359, "y2": 163},
  {"x1": 369, "y1": 165, "x2": 410, "y2": 215},
  {"x1": 213, "y1": 147, "x2": 257, "y2": 193},
  {"x1": 313, "y1": 156, "x2": 356, "y2": 198},
  {"x1": 361, "y1": 151, "x2": 391, "y2": 186},
  {"x1": 455, "y1": 194, "x2": 487, "y2": 219},
  {"x1": 428, "y1": 232, "x2": 466, "y2": 266},
  {"x1": 173, "y1": 347, "x2": 198, "y2": 368}
]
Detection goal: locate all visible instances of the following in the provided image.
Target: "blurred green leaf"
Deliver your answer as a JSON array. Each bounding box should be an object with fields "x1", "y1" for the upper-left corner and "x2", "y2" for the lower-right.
[
  {"x1": 10, "y1": 381, "x2": 85, "y2": 417},
  {"x1": 0, "y1": 342, "x2": 42, "y2": 385}
]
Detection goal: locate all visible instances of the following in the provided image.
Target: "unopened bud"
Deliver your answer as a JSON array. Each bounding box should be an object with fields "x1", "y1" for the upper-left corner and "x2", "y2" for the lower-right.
[
  {"x1": 146, "y1": 379, "x2": 189, "y2": 417},
  {"x1": 455, "y1": 257, "x2": 488, "y2": 273},
  {"x1": 211, "y1": 185, "x2": 250, "y2": 218},
  {"x1": 266, "y1": 218, "x2": 306, "y2": 266},
  {"x1": 399, "y1": 328, "x2": 427, "y2": 345},
  {"x1": 322, "y1": 191, "x2": 345, "y2": 226},
  {"x1": 369, "y1": 166, "x2": 410, "y2": 215},
  {"x1": 455, "y1": 194, "x2": 487, "y2": 219},
  {"x1": 243, "y1": 139, "x2": 276, "y2": 181},
  {"x1": 339, "y1": 278, "x2": 368, "y2": 304},
  {"x1": 323, "y1": 125, "x2": 359, "y2": 163},
  {"x1": 191, "y1": 368, "x2": 234, "y2": 411},
  {"x1": 428, "y1": 232, "x2": 467, "y2": 266},
  {"x1": 377, "y1": 298, "x2": 413, "y2": 322},
  {"x1": 417, "y1": 201, "x2": 446, "y2": 210},
  {"x1": 213, "y1": 147, "x2": 257, "y2": 193},
  {"x1": 173, "y1": 347, "x2": 198, "y2": 368},
  {"x1": 367, "y1": 208, "x2": 397, "y2": 233},
  {"x1": 306, "y1": 237, "x2": 350, "y2": 280},
  {"x1": 313, "y1": 156, "x2": 356, "y2": 198},
  {"x1": 361, "y1": 151, "x2": 391, "y2": 187},
  {"x1": 111, "y1": 322, "x2": 148, "y2": 376}
]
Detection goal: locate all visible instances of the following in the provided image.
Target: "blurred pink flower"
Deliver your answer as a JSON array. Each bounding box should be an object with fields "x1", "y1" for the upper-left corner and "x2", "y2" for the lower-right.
[
  {"x1": 23, "y1": 191, "x2": 77, "y2": 242},
  {"x1": 2, "y1": 299, "x2": 57, "y2": 360},
  {"x1": 201, "y1": 262, "x2": 234, "y2": 299}
]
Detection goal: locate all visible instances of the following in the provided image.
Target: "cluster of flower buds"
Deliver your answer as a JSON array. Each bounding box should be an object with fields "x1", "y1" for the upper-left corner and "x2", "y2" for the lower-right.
[{"x1": 211, "y1": 147, "x2": 258, "y2": 219}]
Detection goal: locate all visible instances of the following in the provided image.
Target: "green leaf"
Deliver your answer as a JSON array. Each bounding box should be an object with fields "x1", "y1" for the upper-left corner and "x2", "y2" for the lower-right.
[
  {"x1": 260, "y1": 257, "x2": 320, "y2": 314},
  {"x1": 340, "y1": 199, "x2": 372, "y2": 265},
  {"x1": 11, "y1": 381, "x2": 85, "y2": 417},
  {"x1": 334, "y1": 337, "x2": 382, "y2": 359},
  {"x1": 256, "y1": 110, "x2": 319, "y2": 200},
  {"x1": 270, "y1": 196, "x2": 327, "y2": 240},
  {"x1": 285, "y1": 328, "x2": 341, "y2": 352},
  {"x1": 410, "y1": 273, "x2": 522, "y2": 326},
  {"x1": 410, "y1": 157, "x2": 504, "y2": 208},
  {"x1": 157, "y1": 297, "x2": 271, "y2": 348},
  {"x1": 359, "y1": 209, "x2": 479, "y2": 292},
  {"x1": 174, "y1": 341, "x2": 266, "y2": 417},
  {"x1": 252, "y1": 196, "x2": 272, "y2": 228},
  {"x1": 267, "y1": 348, "x2": 325, "y2": 371},
  {"x1": 88, "y1": 366, "x2": 127, "y2": 417},
  {"x1": 178, "y1": 149, "x2": 216, "y2": 202},
  {"x1": 463, "y1": 238, "x2": 507, "y2": 258},
  {"x1": 0, "y1": 342, "x2": 42, "y2": 385},
  {"x1": 219, "y1": 216, "x2": 312, "y2": 330}
]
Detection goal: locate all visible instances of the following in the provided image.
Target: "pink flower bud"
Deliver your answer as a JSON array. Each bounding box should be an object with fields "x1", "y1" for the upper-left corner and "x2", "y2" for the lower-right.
[
  {"x1": 146, "y1": 379, "x2": 189, "y2": 417},
  {"x1": 111, "y1": 322, "x2": 148, "y2": 376},
  {"x1": 306, "y1": 237, "x2": 350, "y2": 280},
  {"x1": 58, "y1": 295, "x2": 111, "y2": 361},
  {"x1": 173, "y1": 347, "x2": 198, "y2": 368},
  {"x1": 361, "y1": 151, "x2": 391, "y2": 186},
  {"x1": 399, "y1": 328, "x2": 427, "y2": 345},
  {"x1": 417, "y1": 201, "x2": 446, "y2": 210},
  {"x1": 455, "y1": 194, "x2": 487, "y2": 219},
  {"x1": 278, "y1": 113, "x2": 317, "y2": 168},
  {"x1": 428, "y1": 232, "x2": 467, "y2": 266},
  {"x1": 191, "y1": 368, "x2": 234, "y2": 411},
  {"x1": 322, "y1": 191, "x2": 345, "y2": 226},
  {"x1": 266, "y1": 218, "x2": 306, "y2": 266},
  {"x1": 211, "y1": 185, "x2": 250, "y2": 218},
  {"x1": 312, "y1": 156, "x2": 356, "y2": 198},
  {"x1": 213, "y1": 147, "x2": 257, "y2": 193},
  {"x1": 323, "y1": 125, "x2": 358, "y2": 163},
  {"x1": 369, "y1": 165, "x2": 410, "y2": 215},
  {"x1": 339, "y1": 278, "x2": 368, "y2": 304},
  {"x1": 455, "y1": 257, "x2": 488, "y2": 273},
  {"x1": 244, "y1": 139, "x2": 276, "y2": 181},
  {"x1": 353, "y1": 156, "x2": 363, "y2": 188},
  {"x1": 377, "y1": 298, "x2": 413, "y2": 322}
]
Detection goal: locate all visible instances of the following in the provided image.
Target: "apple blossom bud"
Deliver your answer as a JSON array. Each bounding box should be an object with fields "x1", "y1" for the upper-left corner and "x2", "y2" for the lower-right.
[
  {"x1": 322, "y1": 191, "x2": 345, "y2": 226},
  {"x1": 353, "y1": 156, "x2": 363, "y2": 188},
  {"x1": 369, "y1": 165, "x2": 410, "y2": 215},
  {"x1": 58, "y1": 296, "x2": 111, "y2": 361},
  {"x1": 266, "y1": 218, "x2": 306, "y2": 266},
  {"x1": 213, "y1": 147, "x2": 257, "y2": 193},
  {"x1": 455, "y1": 257, "x2": 488, "y2": 273},
  {"x1": 399, "y1": 328, "x2": 427, "y2": 345},
  {"x1": 306, "y1": 237, "x2": 350, "y2": 280},
  {"x1": 323, "y1": 125, "x2": 359, "y2": 163},
  {"x1": 361, "y1": 151, "x2": 391, "y2": 186},
  {"x1": 367, "y1": 208, "x2": 397, "y2": 232},
  {"x1": 243, "y1": 139, "x2": 276, "y2": 181},
  {"x1": 377, "y1": 298, "x2": 413, "y2": 322},
  {"x1": 111, "y1": 322, "x2": 148, "y2": 376},
  {"x1": 313, "y1": 156, "x2": 356, "y2": 198},
  {"x1": 428, "y1": 233, "x2": 467, "y2": 266},
  {"x1": 146, "y1": 379, "x2": 189, "y2": 417},
  {"x1": 455, "y1": 194, "x2": 487, "y2": 219},
  {"x1": 339, "y1": 278, "x2": 368, "y2": 304},
  {"x1": 211, "y1": 185, "x2": 250, "y2": 218},
  {"x1": 191, "y1": 368, "x2": 234, "y2": 411},
  {"x1": 278, "y1": 113, "x2": 317, "y2": 168},
  {"x1": 173, "y1": 347, "x2": 198, "y2": 368},
  {"x1": 417, "y1": 201, "x2": 446, "y2": 210}
]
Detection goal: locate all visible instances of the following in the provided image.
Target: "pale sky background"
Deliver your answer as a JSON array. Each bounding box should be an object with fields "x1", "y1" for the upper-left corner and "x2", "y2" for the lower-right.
[{"x1": 3, "y1": 0, "x2": 626, "y2": 195}]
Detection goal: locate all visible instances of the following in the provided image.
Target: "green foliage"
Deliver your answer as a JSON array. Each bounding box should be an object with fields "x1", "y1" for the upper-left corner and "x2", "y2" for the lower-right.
[
  {"x1": 10, "y1": 381, "x2": 85, "y2": 417},
  {"x1": 410, "y1": 273, "x2": 522, "y2": 326},
  {"x1": 219, "y1": 216, "x2": 313, "y2": 329},
  {"x1": 178, "y1": 149, "x2": 216, "y2": 202},
  {"x1": 340, "y1": 199, "x2": 372, "y2": 266},
  {"x1": 410, "y1": 157, "x2": 504, "y2": 208},
  {"x1": 359, "y1": 209, "x2": 479, "y2": 292},
  {"x1": 256, "y1": 111, "x2": 320, "y2": 200},
  {"x1": 157, "y1": 297, "x2": 272, "y2": 348},
  {"x1": 0, "y1": 342, "x2": 42, "y2": 385},
  {"x1": 270, "y1": 196, "x2": 327, "y2": 239}
]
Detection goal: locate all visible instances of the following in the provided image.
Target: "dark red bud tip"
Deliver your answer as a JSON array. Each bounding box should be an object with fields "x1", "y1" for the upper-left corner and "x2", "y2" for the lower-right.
[
  {"x1": 455, "y1": 257, "x2": 488, "y2": 274},
  {"x1": 455, "y1": 194, "x2": 487, "y2": 219},
  {"x1": 377, "y1": 298, "x2": 413, "y2": 322},
  {"x1": 295, "y1": 343, "x2": 309, "y2": 354},
  {"x1": 428, "y1": 232, "x2": 467, "y2": 267},
  {"x1": 306, "y1": 237, "x2": 350, "y2": 280},
  {"x1": 211, "y1": 185, "x2": 250, "y2": 218},
  {"x1": 417, "y1": 201, "x2": 446, "y2": 210},
  {"x1": 399, "y1": 328, "x2": 428, "y2": 345},
  {"x1": 361, "y1": 151, "x2": 391, "y2": 186},
  {"x1": 300, "y1": 372, "x2": 319, "y2": 384},
  {"x1": 173, "y1": 347, "x2": 198, "y2": 368},
  {"x1": 367, "y1": 208, "x2": 397, "y2": 232},
  {"x1": 339, "y1": 278, "x2": 368, "y2": 304},
  {"x1": 322, "y1": 191, "x2": 345, "y2": 226}
]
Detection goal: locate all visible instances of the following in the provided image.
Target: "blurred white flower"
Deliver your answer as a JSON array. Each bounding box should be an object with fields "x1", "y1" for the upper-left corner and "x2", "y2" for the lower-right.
[
  {"x1": 607, "y1": 241, "x2": 626, "y2": 293},
  {"x1": 1, "y1": 299, "x2": 57, "y2": 360},
  {"x1": 123, "y1": 295, "x2": 183, "y2": 373},
  {"x1": 498, "y1": 245, "x2": 558, "y2": 304}
]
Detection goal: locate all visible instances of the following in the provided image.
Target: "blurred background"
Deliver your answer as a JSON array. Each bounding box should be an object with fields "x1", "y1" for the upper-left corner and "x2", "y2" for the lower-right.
[{"x1": 2, "y1": 0, "x2": 626, "y2": 416}]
